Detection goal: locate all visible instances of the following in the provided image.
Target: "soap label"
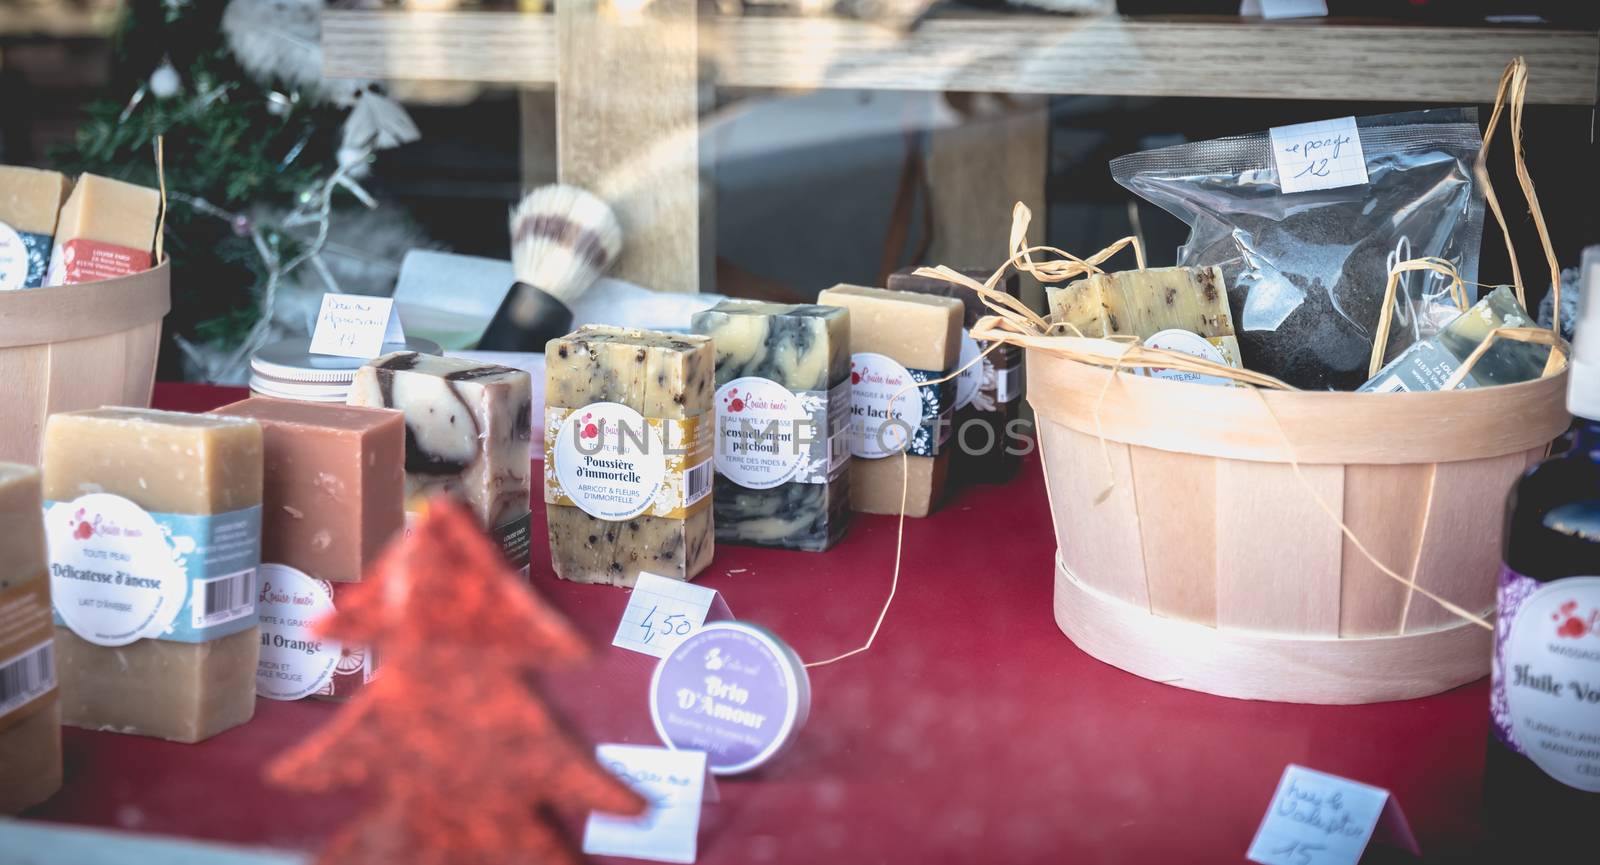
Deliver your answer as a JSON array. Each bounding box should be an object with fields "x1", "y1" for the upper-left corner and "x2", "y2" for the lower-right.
[
  {"x1": 45, "y1": 237, "x2": 153, "y2": 286},
  {"x1": 1491, "y1": 570, "x2": 1600, "y2": 792},
  {"x1": 713, "y1": 377, "x2": 850, "y2": 489},
  {"x1": 45, "y1": 495, "x2": 261, "y2": 646},
  {"x1": 650, "y1": 622, "x2": 809, "y2": 775},
  {"x1": 1269, "y1": 116, "x2": 1369, "y2": 195},
  {"x1": 848, "y1": 353, "x2": 953, "y2": 460},
  {"x1": 493, "y1": 509, "x2": 532, "y2": 576},
  {"x1": 546, "y1": 403, "x2": 712, "y2": 521},
  {"x1": 1357, "y1": 341, "x2": 1473, "y2": 393},
  {"x1": 1142, "y1": 329, "x2": 1238, "y2": 387},
  {"x1": 954, "y1": 333, "x2": 982, "y2": 410},
  {"x1": 0, "y1": 222, "x2": 50, "y2": 291},
  {"x1": 256, "y1": 563, "x2": 343, "y2": 701},
  {"x1": 0, "y1": 578, "x2": 56, "y2": 727}
]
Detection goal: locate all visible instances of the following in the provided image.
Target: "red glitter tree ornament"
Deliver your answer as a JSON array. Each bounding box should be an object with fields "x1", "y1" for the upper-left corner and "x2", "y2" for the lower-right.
[{"x1": 266, "y1": 496, "x2": 646, "y2": 865}]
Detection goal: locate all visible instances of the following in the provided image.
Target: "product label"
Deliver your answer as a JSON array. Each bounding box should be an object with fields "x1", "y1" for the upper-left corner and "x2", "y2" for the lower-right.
[
  {"x1": 0, "y1": 579, "x2": 56, "y2": 728},
  {"x1": 0, "y1": 222, "x2": 50, "y2": 291},
  {"x1": 45, "y1": 495, "x2": 261, "y2": 647},
  {"x1": 651, "y1": 624, "x2": 806, "y2": 775},
  {"x1": 1492, "y1": 570, "x2": 1600, "y2": 792},
  {"x1": 847, "y1": 352, "x2": 953, "y2": 460},
  {"x1": 954, "y1": 333, "x2": 982, "y2": 410},
  {"x1": 493, "y1": 509, "x2": 532, "y2": 575},
  {"x1": 1268, "y1": 115, "x2": 1369, "y2": 195},
  {"x1": 988, "y1": 345, "x2": 1024, "y2": 409},
  {"x1": 546, "y1": 403, "x2": 712, "y2": 521},
  {"x1": 1356, "y1": 341, "x2": 1473, "y2": 393},
  {"x1": 255, "y1": 564, "x2": 342, "y2": 701},
  {"x1": 1142, "y1": 329, "x2": 1236, "y2": 388},
  {"x1": 45, "y1": 238, "x2": 153, "y2": 286},
  {"x1": 713, "y1": 377, "x2": 850, "y2": 489}
]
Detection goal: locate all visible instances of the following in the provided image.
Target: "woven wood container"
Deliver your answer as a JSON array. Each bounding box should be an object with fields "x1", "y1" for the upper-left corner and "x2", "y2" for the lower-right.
[
  {"x1": 0, "y1": 261, "x2": 170, "y2": 465},
  {"x1": 1030, "y1": 347, "x2": 1570, "y2": 704}
]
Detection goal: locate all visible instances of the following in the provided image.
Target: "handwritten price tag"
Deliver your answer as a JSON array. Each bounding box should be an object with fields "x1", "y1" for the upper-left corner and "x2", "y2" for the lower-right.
[
  {"x1": 1269, "y1": 117, "x2": 1369, "y2": 194},
  {"x1": 1247, "y1": 765, "x2": 1418, "y2": 865},
  {"x1": 308, "y1": 294, "x2": 406, "y2": 359},
  {"x1": 583, "y1": 744, "x2": 709, "y2": 865},
  {"x1": 612, "y1": 572, "x2": 731, "y2": 659}
]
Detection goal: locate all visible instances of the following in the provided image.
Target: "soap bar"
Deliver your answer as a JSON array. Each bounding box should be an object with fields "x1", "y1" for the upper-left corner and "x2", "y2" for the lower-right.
[
  {"x1": 1359, "y1": 286, "x2": 1551, "y2": 392},
  {"x1": 544, "y1": 325, "x2": 714, "y2": 585},
  {"x1": 347, "y1": 353, "x2": 533, "y2": 570},
  {"x1": 46, "y1": 173, "x2": 161, "y2": 286},
  {"x1": 691, "y1": 301, "x2": 852, "y2": 552},
  {"x1": 0, "y1": 463, "x2": 60, "y2": 814},
  {"x1": 889, "y1": 267, "x2": 1025, "y2": 483},
  {"x1": 42, "y1": 408, "x2": 263, "y2": 743},
  {"x1": 0, "y1": 166, "x2": 70, "y2": 290},
  {"x1": 213, "y1": 399, "x2": 405, "y2": 582},
  {"x1": 1047, "y1": 265, "x2": 1243, "y2": 385},
  {"x1": 816, "y1": 285, "x2": 962, "y2": 518}
]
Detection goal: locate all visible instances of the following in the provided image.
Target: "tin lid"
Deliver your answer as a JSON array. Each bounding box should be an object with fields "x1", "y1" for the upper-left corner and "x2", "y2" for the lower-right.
[
  {"x1": 649, "y1": 621, "x2": 810, "y2": 775},
  {"x1": 249, "y1": 336, "x2": 442, "y2": 402}
]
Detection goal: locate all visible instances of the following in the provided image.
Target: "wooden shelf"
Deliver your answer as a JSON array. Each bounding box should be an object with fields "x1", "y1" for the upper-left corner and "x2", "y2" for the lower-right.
[{"x1": 322, "y1": 10, "x2": 1599, "y2": 104}]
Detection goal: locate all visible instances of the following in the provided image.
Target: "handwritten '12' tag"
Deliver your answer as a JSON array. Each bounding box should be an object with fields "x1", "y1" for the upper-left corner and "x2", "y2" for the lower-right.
[
  {"x1": 1269, "y1": 116, "x2": 1369, "y2": 194},
  {"x1": 612, "y1": 571, "x2": 732, "y2": 659},
  {"x1": 308, "y1": 293, "x2": 406, "y2": 359},
  {"x1": 583, "y1": 744, "x2": 709, "y2": 865},
  {"x1": 1246, "y1": 764, "x2": 1418, "y2": 865}
]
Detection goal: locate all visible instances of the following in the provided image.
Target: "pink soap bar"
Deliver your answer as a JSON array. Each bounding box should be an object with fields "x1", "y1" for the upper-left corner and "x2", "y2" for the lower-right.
[{"x1": 213, "y1": 399, "x2": 405, "y2": 582}]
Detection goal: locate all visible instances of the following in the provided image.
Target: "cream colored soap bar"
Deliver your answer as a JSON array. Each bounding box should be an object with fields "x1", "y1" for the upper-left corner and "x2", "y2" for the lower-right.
[
  {"x1": 0, "y1": 463, "x2": 60, "y2": 814},
  {"x1": 544, "y1": 326, "x2": 714, "y2": 586},
  {"x1": 816, "y1": 285, "x2": 962, "y2": 518},
  {"x1": 46, "y1": 174, "x2": 160, "y2": 285},
  {"x1": 1047, "y1": 265, "x2": 1243, "y2": 369},
  {"x1": 0, "y1": 166, "x2": 70, "y2": 290},
  {"x1": 43, "y1": 408, "x2": 263, "y2": 743}
]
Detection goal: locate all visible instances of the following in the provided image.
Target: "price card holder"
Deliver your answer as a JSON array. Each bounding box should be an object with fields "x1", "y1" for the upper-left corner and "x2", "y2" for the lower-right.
[
  {"x1": 1247, "y1": 765, "x2": 1419, "y2": 865},
  {"x1": 583, "y1": 744, "x2": 710, "y2": 865},
  {"x1": 308, "y1": 294, "x2": 406, "y2": 359},
  {"x1": 1269, "y1": 117, "x2": 1369, "y2": 194},
  {"x1": 613, "y1": 572, "x2": 732, "y2": 659}
]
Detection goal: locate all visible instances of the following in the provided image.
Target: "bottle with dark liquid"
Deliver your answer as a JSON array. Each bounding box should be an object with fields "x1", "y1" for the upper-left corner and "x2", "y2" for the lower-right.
[{"x1": 1484, "y1": 247, "x2": 1600, "y2": 858}]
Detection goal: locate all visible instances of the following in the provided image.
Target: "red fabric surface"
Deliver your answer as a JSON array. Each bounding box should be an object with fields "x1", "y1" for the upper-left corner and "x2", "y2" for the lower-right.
[{"x1": 25, "y1": 383, "x2": 1487, "y2": 864}]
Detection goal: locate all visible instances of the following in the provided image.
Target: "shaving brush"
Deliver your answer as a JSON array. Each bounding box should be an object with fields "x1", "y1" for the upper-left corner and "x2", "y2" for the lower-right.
[{"x1": 477, "y1": 184, "x2": 623, "y2": 352}]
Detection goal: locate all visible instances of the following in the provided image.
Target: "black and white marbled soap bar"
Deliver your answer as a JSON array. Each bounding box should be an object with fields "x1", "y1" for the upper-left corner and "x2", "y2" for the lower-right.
[{"x1": 692, "y1": 301, "x2": 852, "y2": 552}]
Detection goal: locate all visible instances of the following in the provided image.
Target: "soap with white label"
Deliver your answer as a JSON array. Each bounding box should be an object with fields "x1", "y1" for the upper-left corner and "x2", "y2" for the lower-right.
[
  {"x1": 42, "y1": 408, "x2": 263, "y2": 743},
  {"x1": 816, "y1": 285, "x2": 962, "y2": 518},
  {"x1": 691, "y1": 301, "x2": 851, "y2": 552},
  {"x1": 46, "y1": 173, "x2": 160, "y2": 285},
  {"x1": 0, "y1": 165, "x2": 70, "y2": 290},
  {"x1": 544, "y1": 326, "x2": 715, "y2": 586},
  {"x1": 1047, "y1": 265, "x2": 1243, "y2": 376}
]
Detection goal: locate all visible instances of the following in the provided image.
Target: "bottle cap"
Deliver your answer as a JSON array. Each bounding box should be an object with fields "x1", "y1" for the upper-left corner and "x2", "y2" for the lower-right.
[
  {"x1": 249, "y1": 336, "x2": 442, "y2": 403},
  {"x1": 1569, "y1": 246, "x2": 1600, "y2": 421}
]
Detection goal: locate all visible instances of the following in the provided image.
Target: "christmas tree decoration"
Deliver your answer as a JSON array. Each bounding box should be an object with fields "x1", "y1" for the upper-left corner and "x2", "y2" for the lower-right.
[{"x1": 266, "y1": 497, "x2": 646, "y2": 865}]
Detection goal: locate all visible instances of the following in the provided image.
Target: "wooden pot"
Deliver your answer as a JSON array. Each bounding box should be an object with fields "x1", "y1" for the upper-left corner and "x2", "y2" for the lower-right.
[
  {"x1": 1028, "y1": 346, "x2": 1570, "y2": 704},
  {"x1": 0, "y1": 261, "x2": 170, "y2": 465}
]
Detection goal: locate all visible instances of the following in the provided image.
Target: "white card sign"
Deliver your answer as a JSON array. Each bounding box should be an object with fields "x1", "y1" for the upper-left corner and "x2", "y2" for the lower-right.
[
  {"x1": 583, "y1": 744, "x2": 708, "y2": 865},
  {"x1": 1241, "y1": 0, "x2": 1329, "y2": 19},
  {"x1": 1269, "y1": 117, "x2": 1369, "y2": 194},
  {"x1": 1247, "y1": 765, "x2": 1419, "y2": 865},
  {"x1": 613, "y1": 571, "x2": 732, "y2": 659},
  {"x1": 308, "y1": 294, "x2": 406, "y2": 359}
]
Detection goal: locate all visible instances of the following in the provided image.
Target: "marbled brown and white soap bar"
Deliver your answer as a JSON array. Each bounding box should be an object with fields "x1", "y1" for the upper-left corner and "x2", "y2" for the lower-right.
[
  {"x1": 544, "y1": 326, "x2": 714, "y2": 586},
  {"x1": 691, "y1": 301, "x2": 851, "y2": 552},
  {"x1": 348, "y1": 352, "x2": 533, "y2": 569}
]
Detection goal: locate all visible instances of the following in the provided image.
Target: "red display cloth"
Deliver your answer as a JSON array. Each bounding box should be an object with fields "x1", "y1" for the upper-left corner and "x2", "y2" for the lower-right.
[{"x1": 25, "y1": 382, "x2": 1486, "y2": 863}]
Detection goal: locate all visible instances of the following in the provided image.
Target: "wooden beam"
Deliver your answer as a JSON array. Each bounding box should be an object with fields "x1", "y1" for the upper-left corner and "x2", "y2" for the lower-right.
[
  {"x1": 324, "y1": 11, "x2": 1600, "y2": 105},
  {"x1": 556, "y1": 0, "x2": 701, "y2": 293}
]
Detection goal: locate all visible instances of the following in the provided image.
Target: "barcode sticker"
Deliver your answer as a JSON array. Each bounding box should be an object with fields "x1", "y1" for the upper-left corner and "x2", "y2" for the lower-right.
[
  {"x1": 1373, "y1": 376, "x2": 1410, "y2": 393},
  {"x1": 192, "y1": 569, "x2": 256, "y2": 629},
  {"x1": 683, "y1": 460, "x2": 712, "y2": 509},
  {"x1": 0, "y1": 640, "x2": 56, "y2": 717},
  {"x1": 1269, "y1": 116, "x2": 1369, "y2": 194},
  {"x1": 612, "y1": 572, "x2": 732, "y2": 659}
]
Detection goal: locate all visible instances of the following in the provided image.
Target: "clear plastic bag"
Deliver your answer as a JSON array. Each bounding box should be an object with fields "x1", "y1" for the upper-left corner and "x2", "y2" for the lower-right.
[{"x1": 1111, "y1": 109, "x2": 1485, "y2": 390}]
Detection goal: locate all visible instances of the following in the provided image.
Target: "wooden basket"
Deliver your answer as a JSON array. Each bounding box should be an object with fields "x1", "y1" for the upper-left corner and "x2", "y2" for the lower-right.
[
  {"x1": 0, "y1": 261, "x2": 170, "y2": 465},
  {"x1": 1030, "y1": 349, "x2": 1570, "y2": 704}
]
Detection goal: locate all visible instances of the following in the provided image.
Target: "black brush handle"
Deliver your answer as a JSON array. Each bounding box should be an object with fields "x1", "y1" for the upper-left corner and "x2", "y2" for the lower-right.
[{"x1": 477, "y1": 282, "x2": 575, "y2": 352}]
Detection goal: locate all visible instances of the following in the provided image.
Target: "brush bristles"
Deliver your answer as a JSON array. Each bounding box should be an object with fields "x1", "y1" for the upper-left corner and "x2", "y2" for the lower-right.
[{"x1": 509, "y1": 184, "x2": 624, "y2": 306}]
